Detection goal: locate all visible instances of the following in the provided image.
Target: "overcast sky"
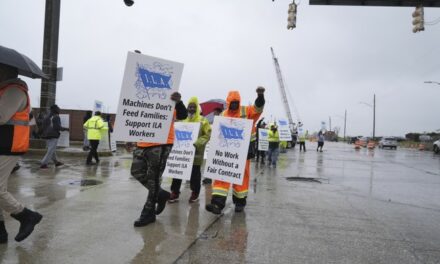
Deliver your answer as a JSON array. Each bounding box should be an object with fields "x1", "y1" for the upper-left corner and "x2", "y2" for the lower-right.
[{"x1": 1, "y1": 0, "x2": 439, "y2": 137}]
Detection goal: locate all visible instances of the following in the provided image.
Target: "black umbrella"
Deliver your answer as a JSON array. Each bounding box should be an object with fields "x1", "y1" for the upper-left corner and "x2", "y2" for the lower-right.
[{"x1": 0, "y1": 45, "x2": 47, "y2": 79}]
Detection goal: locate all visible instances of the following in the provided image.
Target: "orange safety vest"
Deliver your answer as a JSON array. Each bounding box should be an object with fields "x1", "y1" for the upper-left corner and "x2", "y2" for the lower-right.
[
  {"x1": 0, "y1": 82, "x2": 30, "y2": 155},
  {"x1": 137, "y1": 111, "x2": 176, "y2": 148}
]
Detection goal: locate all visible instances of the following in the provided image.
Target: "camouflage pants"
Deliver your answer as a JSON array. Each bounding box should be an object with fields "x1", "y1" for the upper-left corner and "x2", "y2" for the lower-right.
[{"x1": 130, "y1": 145, "x2": 172, "y2": 211}]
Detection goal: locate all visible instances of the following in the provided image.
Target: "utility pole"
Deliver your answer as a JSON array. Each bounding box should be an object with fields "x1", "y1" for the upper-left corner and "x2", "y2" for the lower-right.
[
  {"x1": 329, "y1": 116, "x2": 332, "y2": 132},
  {"x1": 40, "y1": 0, "x2": 61, "y2": 113},
  {"x1": 344, "y1": 109, "x2": 347, "y2": 141},
  {"x1": 373, "y1": 94, "x2": 376, "y2": 139}
]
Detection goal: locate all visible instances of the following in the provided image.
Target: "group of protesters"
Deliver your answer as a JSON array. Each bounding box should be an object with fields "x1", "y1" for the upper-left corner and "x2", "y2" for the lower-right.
[
  {"x1": 0, "y1": 56, "x2": 267, "y2": 244},
  {"x1": 254, "y1": 120, "x2": 327, "y2": 168},
  {"x1": 0, "y1": 54, "x2": 328, "y2": 245},
  {"x1": 129, "y1": 87, "x2": 266, "y2": 226}
]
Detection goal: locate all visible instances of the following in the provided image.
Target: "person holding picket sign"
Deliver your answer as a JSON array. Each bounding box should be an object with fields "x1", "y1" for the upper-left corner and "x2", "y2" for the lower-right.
[
  {"x1": 267, "y1": 123, "x2": 280, "y2": 167},
  {"x1": 169, "y1": 96, "x2": 211, "y2": 203},
  {"x1": 206, "y1": 87, "x2": 265, "y2": 214},
  {"x1": 130, "y1": 92, "x2": 187, "y2": 227}
]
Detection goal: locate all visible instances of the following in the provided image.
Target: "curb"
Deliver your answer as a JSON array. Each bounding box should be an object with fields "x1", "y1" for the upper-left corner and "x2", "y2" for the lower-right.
[{"x1": 25, "y1": 148, "x2": 114, "y2": 157}]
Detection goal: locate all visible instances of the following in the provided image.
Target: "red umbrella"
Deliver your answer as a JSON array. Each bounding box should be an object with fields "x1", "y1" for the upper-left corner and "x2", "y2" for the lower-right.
[{"x1": 200, "y1": 99, "x2": 225, "y2": 123}]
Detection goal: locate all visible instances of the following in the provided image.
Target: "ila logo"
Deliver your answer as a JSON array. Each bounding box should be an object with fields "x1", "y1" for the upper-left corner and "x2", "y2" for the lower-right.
[{"x1": 135, "y1": 62, "x2": 174, "y2": 100}]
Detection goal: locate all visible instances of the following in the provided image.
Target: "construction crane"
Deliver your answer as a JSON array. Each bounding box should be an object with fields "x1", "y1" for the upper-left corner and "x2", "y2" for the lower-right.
[{"x1": 270, "y1": 47, "x2": 298, "y2": 130}]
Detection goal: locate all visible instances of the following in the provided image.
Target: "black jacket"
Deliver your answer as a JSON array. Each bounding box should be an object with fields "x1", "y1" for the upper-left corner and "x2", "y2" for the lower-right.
[{"x1": 41, "y1": 114, "x2": 62, "y2": 139}]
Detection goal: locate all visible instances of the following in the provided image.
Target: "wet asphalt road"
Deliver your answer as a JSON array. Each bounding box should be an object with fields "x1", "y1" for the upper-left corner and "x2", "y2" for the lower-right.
[{"x1": 0, "y1": 142, "x2": 439, "y2": 263}]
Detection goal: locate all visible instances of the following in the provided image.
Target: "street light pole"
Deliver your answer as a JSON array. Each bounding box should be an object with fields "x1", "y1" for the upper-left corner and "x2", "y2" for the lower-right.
[
  {"x1": 40, "y1": 0, "x2": 61, "y2": 113},
  {"x1": 373, "y1": 94, "x2": 376, "y2": 140},
  {"x1": 329, "y1": 116, "x2": 332, "y2": 132},
  {"x1": 359, "y1": 95, "x2": 376, "y2": 140},
  {"x1": 344, "y1": 109, "x2": 347, "y2": 142}
]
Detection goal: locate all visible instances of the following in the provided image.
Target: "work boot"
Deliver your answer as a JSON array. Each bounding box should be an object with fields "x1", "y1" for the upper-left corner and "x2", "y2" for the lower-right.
[
  {"x1": 55, "y1": 161, "x2": 64, "y2": 167},
  {"x1": 232, "y1": 195, "x2": 247, "y2": 211},
  {"x1": 134, "y1": 207, "x2": 155, "y2": 227},
  {"x1": 205, "y1": 204, "x2": 222, "y2": 215},
  {"x1": 235, "y1": 204, "x2": 245, "y2": 213},
  {"x1": 155, "y1": 189, "x2": 170, "y2": 215},
  {"x1": 10, "y1": 208, "x2": 43, "y2": 242},
  {"x1": 0, "y1": 221, "x2": 7, "y2": 244},
  {"x1": 188, "y1": 192, "x2": 199, "y2": 203},
  {"x1": 168, "y1": 192, "x2": 179, "y2": 203}
]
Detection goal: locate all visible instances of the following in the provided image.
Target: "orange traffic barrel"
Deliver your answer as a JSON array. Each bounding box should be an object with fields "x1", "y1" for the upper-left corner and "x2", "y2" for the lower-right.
[
  {"x1": 418, "y1": 144, "x2": 425, "y2": 151},
  {"x1": 354, "y1": 140, "x2": 361, "y2": 150},
  {"x1": 367, "y1": 141, "x2": 376, "y2": 149}
]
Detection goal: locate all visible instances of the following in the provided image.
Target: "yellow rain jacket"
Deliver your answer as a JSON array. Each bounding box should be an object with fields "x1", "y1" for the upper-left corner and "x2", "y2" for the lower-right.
[
  {"x1": 268, "y1": 125, "x2": 280, "y2": 143},
  {"x1": 184, "y1": 97, "x2": 211, "y2": 166},
  {"x1": 84, "y1": 115, "x2": 108, "y2": 140}
]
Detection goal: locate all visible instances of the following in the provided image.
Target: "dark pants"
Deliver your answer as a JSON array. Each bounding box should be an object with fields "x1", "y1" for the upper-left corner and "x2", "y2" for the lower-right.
[
  {"x1": 267, "y1": 147, "x2": 279, "y2": 165},
  {"x1": 171, "y1": 165, "x2": 202, "y2": 195},
  {"x1": 299, "y1": 142, "x2": 306, "y2": 152},
  {"x1": 256, "y1": 151, "x2": 265, "y2": 162},
  {"x1": 87, "y1": 140, "x2": 100, "y2": 163},
  {"x1": 130, "y1": 145, "x2": 172, "y2": 211},
  {"x1": 317, "y1": 142, "x2": 324, "y2": 151}
]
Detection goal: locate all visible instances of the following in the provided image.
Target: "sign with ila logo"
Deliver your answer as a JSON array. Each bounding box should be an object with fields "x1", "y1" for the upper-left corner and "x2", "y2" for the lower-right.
[
  {"x1": 258, "y1": 128, "x2": 269, "y2": 151},
  {"x1": 204, "y1": 116, "x2": 253, "y2": 185},
  {"x1": 163, "y1": 122, "x2": 200, "y2": 181},
  {"x1": 277, "y1": 118, "x2": 292, "y2": 141},
  {"x1": 113, "y1": 52, "x2": 184, "y2": 144}
]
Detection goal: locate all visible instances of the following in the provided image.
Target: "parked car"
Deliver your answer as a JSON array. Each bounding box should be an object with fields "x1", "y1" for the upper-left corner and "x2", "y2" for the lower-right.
[
  {"x1": 379, "y1": 137, "x2": 398, "y2": 149},
  {"x1": 433, "y1": 140, "x2": 440, "y2": 154}
]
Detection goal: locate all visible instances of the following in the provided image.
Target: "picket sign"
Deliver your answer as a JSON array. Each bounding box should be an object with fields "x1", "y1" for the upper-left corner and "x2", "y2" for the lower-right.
[
  {"x1": 57, "y1": 114, "x2": 70, "y2": 147},
  {"x1": 163, "y1": 122, "x2": 200, "y2": 180},
  {"x1": 113, "y1": 52, "x2": 184, "y2": 144},
  {"x1": 203, "y1": 116, "x2": 253, "y2": 185},
  {"x1": 258, "y1": 129, "x2": 269, "y2": 151}
]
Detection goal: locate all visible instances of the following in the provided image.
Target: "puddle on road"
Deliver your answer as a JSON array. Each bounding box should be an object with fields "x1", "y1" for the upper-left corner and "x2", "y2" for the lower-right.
[
  {"x1": 58, "y1": 179, "x2": 103, "y2": 187},
  {"x1": 285, "y1": 177, "x2": 322, "y2": 183}
]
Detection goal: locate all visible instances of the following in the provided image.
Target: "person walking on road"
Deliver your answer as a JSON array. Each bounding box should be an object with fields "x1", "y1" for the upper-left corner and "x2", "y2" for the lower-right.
[
  {"x1": 82, "y1": 111, "x2": 92, "y2": 151},
  {"x1": 267, "y1": 124, "x2": 280, "y2": 167},
  {"x1": 169, "y1": 97, "x2": 211, "y2": 203},
  {"x1": 130, "y1": 92, "x2": 187, "y2": 227},
  {"x1": 206, "y1": 87, "x2": 265, "y2": 215},
  {"x1": 317, "y1": 131, "x2": 325, "y2": 152},
  {"x1": 83, "y1": 111, "x2": 107, "y2": 165},
  {"x1": 298, "y1": 122, "x2": 307, "y2": 152},
  {"x1": 40, "y1": 104, "x2": 69, "y2": 169},
  {"x1": 0, "y1": 63, "x2": 43, "y2": 243},
  {"x1": 255, "y1": 118, "x2": 267, "y2": 165}
]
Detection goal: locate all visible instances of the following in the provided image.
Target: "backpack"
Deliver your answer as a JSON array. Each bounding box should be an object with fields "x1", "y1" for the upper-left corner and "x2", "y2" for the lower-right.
[{"x1": 41, "y1": 114, "x2": 54, "y2": 139}]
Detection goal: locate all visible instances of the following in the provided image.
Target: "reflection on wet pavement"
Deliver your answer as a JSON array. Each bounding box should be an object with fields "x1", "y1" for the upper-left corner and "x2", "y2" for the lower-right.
[{"x1": 0, "y1": 143, "x2": 439, "y2": 263}]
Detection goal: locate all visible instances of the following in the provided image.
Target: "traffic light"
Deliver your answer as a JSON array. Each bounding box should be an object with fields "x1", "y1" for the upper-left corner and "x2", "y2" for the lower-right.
[
  {"x1": 124, "y1": 0, "x2": 134, "y2": 6},
  {"x1": 287, "y1": 3, "x2": 297, "y2": 30},
  {"x1": 412, "y1": 6, "x2": 425, "y2": 33}
]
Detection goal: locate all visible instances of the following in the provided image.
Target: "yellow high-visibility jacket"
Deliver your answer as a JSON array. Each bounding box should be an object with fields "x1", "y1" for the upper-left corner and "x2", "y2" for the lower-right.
[
  {"x1": 268, "y1": 129, "x2": 280, "y2": 143},
  {"x1": 84, "y1": 115, "x2": 108, "y2": 140}
]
